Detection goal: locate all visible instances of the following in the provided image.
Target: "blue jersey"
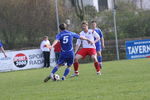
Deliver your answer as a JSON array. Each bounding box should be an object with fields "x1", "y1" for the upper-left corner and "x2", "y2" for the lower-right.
[
  {"x1": 95, "y1": 28, "x2": 103, "y2": 38},
  {"x1": 56, "y1": 30, "x2": 80, "y2": 52},
  {"x1": 94, "y1": 28, "x2": 103, "y2": 45},
  {"x1": 0, "y1": 42, "x2": 3, "y2": 47},
  {"x1": 94, "y1": 28, "x2": 104, "y2": 51},
  {"x1": 56, "y1": 30, "x2": 80, "y2": 66}
]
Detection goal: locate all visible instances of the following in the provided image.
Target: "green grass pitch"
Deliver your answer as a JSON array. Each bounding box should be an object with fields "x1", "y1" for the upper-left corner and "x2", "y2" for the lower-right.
[{"x1": 0, "y1": 58, "x2": 150, "y2": 100}]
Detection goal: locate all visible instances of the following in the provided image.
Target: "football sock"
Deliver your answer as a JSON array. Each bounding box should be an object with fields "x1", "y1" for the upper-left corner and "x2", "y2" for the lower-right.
[
  {"x1": 51, "y1": 65, "x2": 59, "y2": 75},
  {"x1": 73, "y1": 62, "x2": 79, "y2": 74},
  {"x1": 63, "y1": 68, "x2": 71, "y2": 77},
  {"x1": 94, "y1": 62, "x2": 100, "y2": 72},
  {"x1": 97, "y1": 56, "x2": 102, "y2": 64}
]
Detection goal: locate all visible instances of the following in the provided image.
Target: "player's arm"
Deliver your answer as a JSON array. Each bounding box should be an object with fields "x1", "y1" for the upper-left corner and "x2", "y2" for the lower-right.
[
  {"x1": 101, "y1": 37, "x2": 105, "y2": 49},
  {"x1": 0, "y1": 47, "x2": 7, "y2": 57},
  {"x1": 99, "y1": 29, "x2": 105, "y2": 49},
  {"x1": 80, "y1": 36, "x2": 94, "y2": 45},
  {"x1": 51, "y1": 40, "x2": 59, "y2": 48},
  {"x1": 50, "y1": 34, "x2": 60, "y2": 49}
]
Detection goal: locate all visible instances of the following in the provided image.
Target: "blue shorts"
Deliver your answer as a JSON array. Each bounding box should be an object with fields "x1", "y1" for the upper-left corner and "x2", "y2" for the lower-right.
[
  {"x1": 96, "y1": 45, "x2": 102, "y2": 52},
  {"x1": 95, "y1": 42, "x2": 102, "y2": 52},
  {"x1": 57, "y1": 51, "x2": 74, "y2": 66}
]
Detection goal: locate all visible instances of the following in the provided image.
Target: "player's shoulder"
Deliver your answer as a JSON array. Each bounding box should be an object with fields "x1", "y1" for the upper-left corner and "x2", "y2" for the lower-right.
[
  {"x1": 88, "y1": 29, "x2": 97, "y2": 34},
  {"x1": 56, "y1": 32, "x2": 61, "y2": 37},
  {"x1": 95, "y1": 28, "x2": 102, "y2": 32},
  {"x1": 79, "y1": 31, "x2": 84, "y2": 35}
]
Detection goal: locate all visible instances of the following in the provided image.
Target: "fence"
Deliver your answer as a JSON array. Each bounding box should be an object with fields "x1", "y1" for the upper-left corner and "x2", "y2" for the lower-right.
[{"x1": 0, "y1": 0, "x2": 150, "y2": 62}]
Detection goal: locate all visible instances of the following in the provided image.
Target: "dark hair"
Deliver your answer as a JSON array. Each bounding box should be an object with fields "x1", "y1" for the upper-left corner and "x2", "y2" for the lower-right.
[
  {"x1": 59, "y1": 23, "x2": 67, "y2": 30},
  {"x1": 81, "y1": 21, "x2": 88, "y2": 26},
  {"x1": 91, "y1": 20, "x2": 96, "y2": 23}
]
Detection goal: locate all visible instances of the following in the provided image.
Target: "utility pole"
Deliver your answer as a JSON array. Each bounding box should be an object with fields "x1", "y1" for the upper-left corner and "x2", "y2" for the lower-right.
[
  {"x1": 55, "y1": 0, "x2": 60, "y2": 33},
  {"x1": 113, "y1": 0, "x2": 120, "y2": 60}
]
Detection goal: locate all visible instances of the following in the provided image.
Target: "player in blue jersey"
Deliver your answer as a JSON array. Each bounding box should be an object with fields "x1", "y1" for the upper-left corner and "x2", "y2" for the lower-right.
[
  {"x1": 91, "y1": 21, "x2": 105, "y2": 68},
  {"x1": 0, "y1": 41, "x2": 7, "y2": 57},
  {"x1": 44, "y1": 23, "x2": 91, "y2": 82}
]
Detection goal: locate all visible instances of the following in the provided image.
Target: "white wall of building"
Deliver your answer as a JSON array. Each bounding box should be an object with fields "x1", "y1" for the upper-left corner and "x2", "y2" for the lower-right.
[
  {"x1": 143, "y1": 0, "x2": 150, "y2": 10},
  {"x1": 82, "y1": 0, "x2": 114, "y2": 11},
  {"x1": 82, "y1": 0, "x2": 99, "y2": 11},
  {"x1": 107, "y1": 0, "x2": 114, "y2": 10}
]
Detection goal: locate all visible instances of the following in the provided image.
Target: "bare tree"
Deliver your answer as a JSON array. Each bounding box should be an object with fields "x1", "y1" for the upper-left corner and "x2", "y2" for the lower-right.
[{"x1": 71, "y1": 0, "x2": 85, "y2": 21}]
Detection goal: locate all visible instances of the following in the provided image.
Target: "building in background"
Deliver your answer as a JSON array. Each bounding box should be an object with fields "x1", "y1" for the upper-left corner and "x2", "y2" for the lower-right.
[
  {"x1": 79, "y1": 0, "x2": 150, "y2": 11},
  {"x1": 134, "y1": 0, "x2": 150, "y2": 10},
  {"x1": 116, "y1": 0, "x2": 150, "y2": 10},
  {"x1": 81, "y1": 0, "x2": 114, "y2": 11}
]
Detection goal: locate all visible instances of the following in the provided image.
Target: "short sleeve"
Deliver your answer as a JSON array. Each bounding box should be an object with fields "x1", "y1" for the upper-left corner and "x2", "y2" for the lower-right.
[
  {"x1": 76, "y1": 39, "x2": 81, "y2": 46},
  {"x1": 56, "y1": 34, "x2": 60, "y2": 40},
  {"x1": 98, "y1": 28, "x2": 103, "y2": 38},
  {"x1": 93, "y1": 31, "x2": 100, "y2": 39},
  {"x1": 71, "y1": 32, "x2": 80, "y2": 39}
]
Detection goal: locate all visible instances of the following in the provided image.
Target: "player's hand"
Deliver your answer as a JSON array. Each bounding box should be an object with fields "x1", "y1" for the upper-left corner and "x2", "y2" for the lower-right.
[
  {"x1": 49, "y1": 46, "x2": 52, "y2": 49},
  {"x1": 87, "y1": 40, "x2": 94, "y2": 45},
  {"x1": 102, "y1": 44, "x2": 105, "y2": 49}
]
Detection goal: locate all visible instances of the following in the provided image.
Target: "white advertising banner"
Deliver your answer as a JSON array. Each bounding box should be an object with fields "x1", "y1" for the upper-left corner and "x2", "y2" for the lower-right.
[{"x1": 0, "y1": 49, "x2": 56, "y2": 72}]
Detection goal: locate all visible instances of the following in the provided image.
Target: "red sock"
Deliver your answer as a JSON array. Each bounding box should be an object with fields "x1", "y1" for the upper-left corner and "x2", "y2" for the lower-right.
[
  {"x1": 73, "y1": 62, "x2": 79, "y2": 74},
  {"x1": 94, "y1": 62, "x2": 100, "y2": 72}
]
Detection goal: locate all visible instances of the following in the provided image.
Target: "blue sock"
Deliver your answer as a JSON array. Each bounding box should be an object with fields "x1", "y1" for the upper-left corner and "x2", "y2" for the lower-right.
[
  {"x1": 51, "y1": 66, "x2": 59, "y2": 74},
  {"x1": 63, "y1": 68, "x2": 70, "y2": 77},
  {"x1": 97, "y1": 56, "x2": 102, "y2": 64}
]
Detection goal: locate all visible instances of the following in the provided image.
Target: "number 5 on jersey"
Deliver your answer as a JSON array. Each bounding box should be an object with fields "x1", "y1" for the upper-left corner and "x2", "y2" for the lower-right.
[{"x1": 63, "y1": 36, "x2": 69, "y2": 44}]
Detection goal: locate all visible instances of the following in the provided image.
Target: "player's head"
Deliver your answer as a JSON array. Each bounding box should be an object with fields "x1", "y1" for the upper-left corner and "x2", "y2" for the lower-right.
[
  {"x1": 43, "y1": 36, "x2": 48, "y2": 40},
  {"x1": 59, "y1": 23, "x2": 67, "y2": 31},
  {"x1": 91, "y1": 20, "x2": 97, "y2": 29},
  {"x1": 81, "y1": 21, "x2": 88, "y2": 32}
]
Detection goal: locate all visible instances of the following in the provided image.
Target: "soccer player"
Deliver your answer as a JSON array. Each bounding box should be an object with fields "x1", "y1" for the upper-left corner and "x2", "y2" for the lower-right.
[
  {"x1": 91, "y1": 21, "x2": 105, "y2": 68},
  {"x1": 71, "y1": 21, "x2": 101, "y2": 77},
  {"x1": 54, "y1": 41, "x2": 61, "y2": 64},
  {"x1": 44, "y1": 23, "x2": 91, "y2": 82},
  {"x1": 0, "y1": 41, "x2": 7, "y2": 57}
]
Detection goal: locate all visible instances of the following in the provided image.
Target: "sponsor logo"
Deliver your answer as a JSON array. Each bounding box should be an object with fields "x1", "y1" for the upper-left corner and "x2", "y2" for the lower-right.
[{"x1": 13, "y1": 53, "x2": 28, "y2": 68}]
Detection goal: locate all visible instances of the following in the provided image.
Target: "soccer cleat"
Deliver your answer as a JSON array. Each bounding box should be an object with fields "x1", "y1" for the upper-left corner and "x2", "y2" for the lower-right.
[
  {"x1": 97, "y1": 71, "x2": 102, "y2": 75},
  {"x1": 61, "y1": 76, "x2": 66, "y2": 81},
  {"x1": 70, "y1": 73, "x2": 79, "y2": 77},
  {"x1": 44, "y1": 76, "x2": 51, "y2": 82}
]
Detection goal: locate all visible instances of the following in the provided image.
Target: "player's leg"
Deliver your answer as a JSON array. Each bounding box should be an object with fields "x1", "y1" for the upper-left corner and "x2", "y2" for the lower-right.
[
  {"x1": 97, "y1": 51, "x2": 102, "y2": 69},
  {"x1": 72, "y1": 48, "x2": 87, "y2": 77},
  {"x1": 74, "y1": 54, "x2": 83, "y2": 74},
  {"x1": 50, "y1": 55, "x2": 65, "y2": 78},
  {"x1": 89, "y1": 48, "x2": 101, "y2": 75},
  {"x1": 44, "y1": 55, "x2": 64, "y2": 82},
  {"x1": 44, "y1": 64, "x2": 62, "y2": 82},
  {"x1": 91, "y1": 54, "x2": 101, "y2": 75},
  {"x1": 61, "y1": 57, "x2": 74, "y2": 80},
  {"x1": 71, "y1": 54, "x2": 83, "y2": 77},
  {"x1": 96, "y1": 45, "x2": 103, "y2": 68}
]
